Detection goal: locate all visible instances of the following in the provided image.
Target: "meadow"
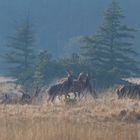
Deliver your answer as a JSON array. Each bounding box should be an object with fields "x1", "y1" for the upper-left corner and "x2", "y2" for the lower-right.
[{"x1": 0, "y1": 82, "x2": 140, "y2": 140}]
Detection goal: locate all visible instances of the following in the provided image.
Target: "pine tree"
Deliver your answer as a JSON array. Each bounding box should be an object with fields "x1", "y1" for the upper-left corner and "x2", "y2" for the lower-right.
[
  {"x1": 4, "y1": 17, "x2": 36, "y2": 92},
  {"x1": 80, "y1": 35, "x2": 105, "y2": 73},
  {"x1": 100, "y1": 1, "x2": 138, "y2": 71},
  {"x1": 80, "y1": 0, "x2": 139, "y2": 87},
  {"x1": 34, "y1": 49, "x2": 64, "y2": 86},
  {"x1": 33, "y1": 49, "x2": 52, "y2": 87}
]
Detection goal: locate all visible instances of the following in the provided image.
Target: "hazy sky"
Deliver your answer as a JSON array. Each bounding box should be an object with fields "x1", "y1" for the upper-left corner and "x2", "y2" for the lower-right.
[{"x1": 0, "y1": 0, "x2": 140, "y2": 56}]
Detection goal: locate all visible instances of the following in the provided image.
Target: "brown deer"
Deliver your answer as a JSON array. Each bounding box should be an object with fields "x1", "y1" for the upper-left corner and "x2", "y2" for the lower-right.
[
  {"x1": 71, "y1": 73, "x2": 97, "y2": 99},
  {"x1": 116, "y1": 84, "x2": 140, "y2": 99},
  {"x1": 70, "y1": 72, "x2": 86, "y2": 98},
  {"x1": 82, "y1": 73, "x2": 97, "y2": 98},
  {"x1": 47, "y1": 71, "x2": 74, "y2": 102},
  {"x1": 20, "y1": 90, "x2": 32, "y2": 104}
]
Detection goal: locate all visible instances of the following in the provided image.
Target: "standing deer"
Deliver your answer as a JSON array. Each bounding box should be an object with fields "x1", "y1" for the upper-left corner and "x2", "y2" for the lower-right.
[
  {"x1": 116, "y1": 84, "x2": 140, "y2": 99},
  {"x1": 83, "y1": 73, "x2": 97, "y2": 98},
  {"x1": 47, "y1": 71, "x2": 74, "y2": 102},
  {"x1": 71, "y1": 72, "x2": 86, "y2": 98},
  {"x1": 71, "y1": 73, "x2": 97, "y2": 99}
]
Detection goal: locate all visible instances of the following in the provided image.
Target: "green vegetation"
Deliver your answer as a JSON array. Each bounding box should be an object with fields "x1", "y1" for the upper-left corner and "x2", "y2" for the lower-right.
[
  {"x1": 2, "y1": 0, "x2": 139, "y2": 91},
  {"x1": 4, "y1": 17, "x2": 36, "y2": 94},
  {"x1": 80, "y1": 0, "x2": 139, "y2": 88}
]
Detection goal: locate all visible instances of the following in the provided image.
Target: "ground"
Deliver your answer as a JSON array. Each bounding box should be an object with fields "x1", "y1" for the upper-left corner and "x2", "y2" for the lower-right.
[{"x1": 0, "y1": 78, "x2": 140, "y2": 140}]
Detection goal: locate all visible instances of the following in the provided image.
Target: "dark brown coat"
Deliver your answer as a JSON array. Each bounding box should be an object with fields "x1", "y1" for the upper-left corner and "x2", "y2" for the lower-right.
[{"x1": 116, "y1": 85, "x2": 140, "y2": 99}]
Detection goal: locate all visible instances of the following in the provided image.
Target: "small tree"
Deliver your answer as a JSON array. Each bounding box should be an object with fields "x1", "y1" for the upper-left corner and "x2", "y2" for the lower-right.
[
  {"x1": 4, "y1": 17, "x2": 36, "y2": 94},
  {"x1": 33, "y1": 50, "x2": 52, "y2": 89}
]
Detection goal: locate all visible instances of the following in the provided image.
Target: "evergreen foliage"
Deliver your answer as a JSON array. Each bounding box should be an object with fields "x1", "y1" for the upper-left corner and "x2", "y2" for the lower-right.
[
  {"x1": 4, "y1": 17, "x2": 36, "y2": 93},
  {"x1": 2, "y1": 0, "x2": 139, "y2": 91},
  {"x1": 80, "y1": 0, "x2": 139, "y2": 88}
]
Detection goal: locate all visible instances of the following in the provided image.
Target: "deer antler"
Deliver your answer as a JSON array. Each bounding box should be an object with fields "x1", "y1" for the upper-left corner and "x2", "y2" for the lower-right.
[{"x1": 66, "y1": 69, "x2": 73, "y2": 75}]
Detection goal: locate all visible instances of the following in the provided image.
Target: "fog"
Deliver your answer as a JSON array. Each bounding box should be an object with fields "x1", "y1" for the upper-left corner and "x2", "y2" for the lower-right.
[{"x1": 0, "y1": 0, "x2": 139, "y2": 57}]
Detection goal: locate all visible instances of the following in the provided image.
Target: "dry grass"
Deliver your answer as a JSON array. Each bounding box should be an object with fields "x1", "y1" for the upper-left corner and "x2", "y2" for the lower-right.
[{"x1": 0, "y1": 83, "x2": 140, "y2": 140}]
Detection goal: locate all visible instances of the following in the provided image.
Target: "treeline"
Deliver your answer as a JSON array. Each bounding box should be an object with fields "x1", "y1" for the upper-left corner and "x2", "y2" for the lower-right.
[{"x1": 2, "y1": 0, "x2": 140, "y2": 95}]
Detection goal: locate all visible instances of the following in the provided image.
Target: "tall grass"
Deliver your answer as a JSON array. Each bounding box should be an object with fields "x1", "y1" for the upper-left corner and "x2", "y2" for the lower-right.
[
  {"x1": 0, "y1": 94, "x2": 140, "y2": 140},
  {"x1": 0, "y1": 82, "x2": 140, "y2": 140},
  {"x1": 0, "y1": 117, "x2": 139, "y2": 140}
]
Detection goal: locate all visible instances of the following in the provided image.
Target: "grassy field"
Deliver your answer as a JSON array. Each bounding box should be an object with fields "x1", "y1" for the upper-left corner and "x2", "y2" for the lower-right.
[{"x1": 0, "y1": 83, "x2": 140, "y2": 140}]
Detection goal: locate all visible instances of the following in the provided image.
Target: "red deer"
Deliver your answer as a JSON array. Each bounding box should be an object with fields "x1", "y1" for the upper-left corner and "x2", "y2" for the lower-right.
[
  {"x1": 116, "y1": 85, "x2": 140, "y2": 99},
  {"x1": 71, "y1": 73, "x2": 97, "y2": 99},
  {"x1": 82, "y1": 73, "x2": 97, "y2": 98},
  {"x1": 71, "y1": 72, "x2": 86, "y2": 98},
  {"x1": 47, "y1": 71, "x2": 74, "y2": 102}
]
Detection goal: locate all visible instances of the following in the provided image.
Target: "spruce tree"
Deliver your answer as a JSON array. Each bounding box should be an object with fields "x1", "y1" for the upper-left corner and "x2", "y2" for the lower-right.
[
  {"x1": 100, "y1": 0, "x2": 138, "y2": 72},
  {"x1": 33, "y1": 49, "x2": 52, "y2": 87},
  {"x1": 80, "y1": 0, "x2": 139, "y2": 87},
  {"x1": 80, "y1": 35, "x2": 105, "y2": 73},
  {"x1": 4, "y1": 17, "x2": 35, "y2": 92}
]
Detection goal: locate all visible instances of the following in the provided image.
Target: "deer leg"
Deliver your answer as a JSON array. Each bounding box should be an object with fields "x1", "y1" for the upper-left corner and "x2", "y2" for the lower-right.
[
  {"x1": 51, "y1": 95, "x2": 56, "y2": 102},
  {"x1": 77, "y1": 92, "x2": 81, "y2": 99},
  {"x1": 92, "y1": 89, "x2": 97, "y2": 98},
  {"x1": 48, "y1": 93, "x2": 55, "y2": 103},
  {"x1": 64, "y1": 94, "x2": 67, "y2": 100},
  {"x1": 73, "y1": 92, "x2": 77, "y2": 99},
  {"x1": 47, "y1": 96, "x2": 51, "y2": 102},
  {"x1": 88, "y1": 84, "x2": 97, "y2": 99},
  {"x1": 58, "y1": 95, "x2": 62, "y2": 101}
]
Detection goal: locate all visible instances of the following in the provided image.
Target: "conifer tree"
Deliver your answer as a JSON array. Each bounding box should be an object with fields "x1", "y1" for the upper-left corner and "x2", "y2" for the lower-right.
[
  {"x1": 4, "y1": 17, "x2": 35, "y2": 92},
  {"x1": 80, "y1": 0, "x2": 139, "y2": 87}
]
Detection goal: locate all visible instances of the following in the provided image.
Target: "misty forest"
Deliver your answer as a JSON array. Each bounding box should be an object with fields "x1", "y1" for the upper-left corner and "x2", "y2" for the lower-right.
[
  {"x1": 0, "y1": 0, "x2": 140, "y2": 140},
  {"x1": 1, "y1": 0, "x2": 140, "y2": 93}
]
